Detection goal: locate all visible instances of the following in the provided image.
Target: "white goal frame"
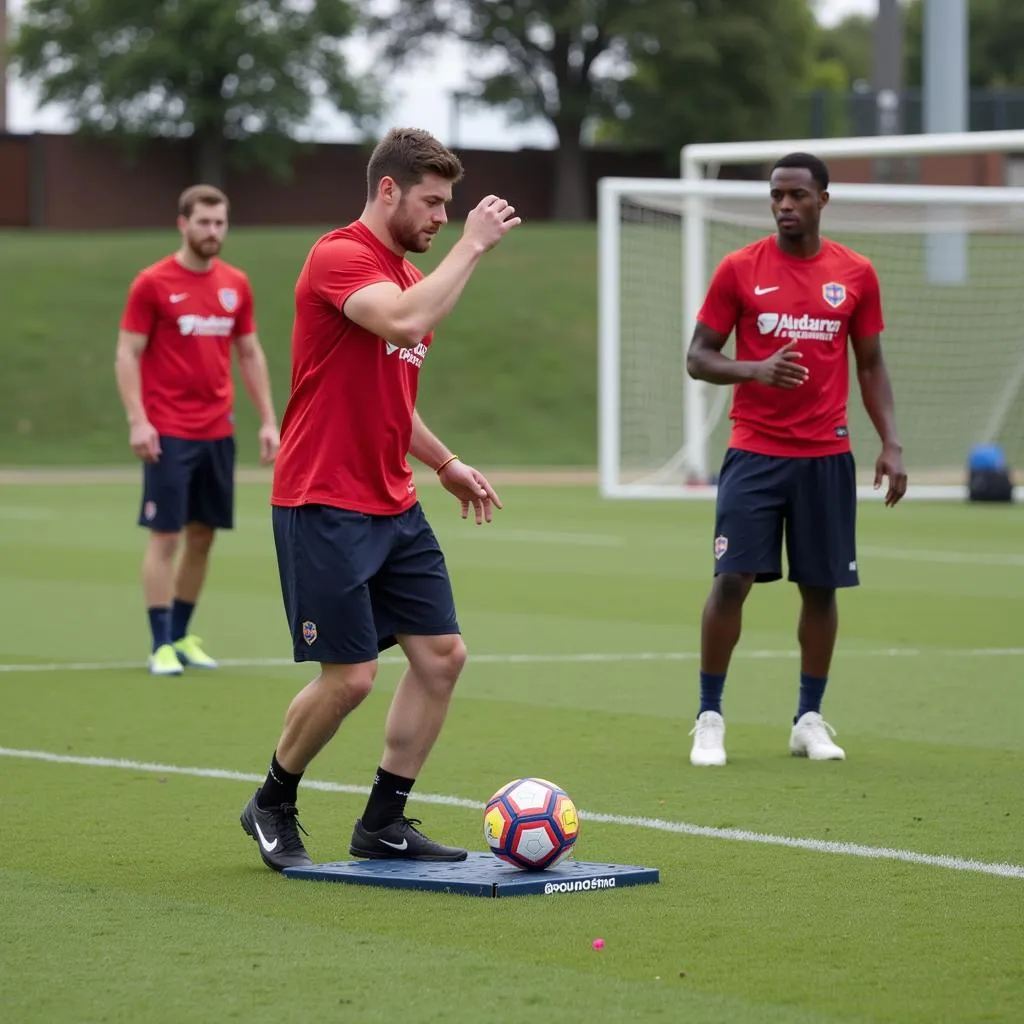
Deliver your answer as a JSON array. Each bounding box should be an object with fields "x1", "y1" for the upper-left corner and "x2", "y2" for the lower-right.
[{"x1": 597, "y1": 129, "x2": 1024, "y2": 501}]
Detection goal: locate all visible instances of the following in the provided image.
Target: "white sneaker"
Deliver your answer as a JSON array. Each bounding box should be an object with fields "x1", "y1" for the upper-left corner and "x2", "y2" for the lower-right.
[
  {"x1": 789, "y1": 712, "x2": 845, "y2": 760},
  {"x1": 689, "y1": 711, "x2": 727, "y2": 766}
]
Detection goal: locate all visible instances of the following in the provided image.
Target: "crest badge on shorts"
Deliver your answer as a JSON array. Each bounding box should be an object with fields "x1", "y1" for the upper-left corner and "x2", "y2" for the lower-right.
[
  {"x1": 218, "y1": 287, "x2": 239, "y2": 312},
  {"x1": 302, "y1": 620, "x2": 318, "y2": 645},
  {"x1": 822, "y1": 281, "x2": 847, "y2": 308},
  {"x1": 714, "y1": 535, "x2": 728, "y2": 560},
  {"x1": 143, "y1": 500, "x2": 157, "y2": 521}
]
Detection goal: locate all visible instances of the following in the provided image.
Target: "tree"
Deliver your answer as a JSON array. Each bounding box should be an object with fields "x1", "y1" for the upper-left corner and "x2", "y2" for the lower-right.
[
  {"x1": 369, "y1": 0, "x2": 674, "y2": 222},
  {"x1": 904, "y1": 0, "x2": 1024, "y2": 88},
  {"x1": 607, "y1": 0, "x2": 817, "y2": 156},
  {"x1": 10, "y1": 0, "x2": 380, "y2": 185},
  {"x1": 814, "y1": 14, "x2": 873, "y2": 90}
]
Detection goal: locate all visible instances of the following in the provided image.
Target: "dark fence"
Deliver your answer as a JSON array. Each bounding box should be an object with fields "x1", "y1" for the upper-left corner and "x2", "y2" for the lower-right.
[
  {"x1": 1, "y1": 120, "x2": 1020, "y2": 231},
  {"x1": 0, "y1": 133, "x2": 676, "y2": 230}
]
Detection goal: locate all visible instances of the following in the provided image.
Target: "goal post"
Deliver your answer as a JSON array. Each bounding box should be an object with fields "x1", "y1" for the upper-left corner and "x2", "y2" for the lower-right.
[{"x1": 597, "y1": 173, "x2": 1024, "y2": 501}]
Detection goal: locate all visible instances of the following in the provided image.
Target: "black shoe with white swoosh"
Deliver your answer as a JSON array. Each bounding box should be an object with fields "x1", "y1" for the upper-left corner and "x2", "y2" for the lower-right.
[
  {"x1": 349, "y1": 817, "x2": 468, "y2": 862},
  {"x1": 240, "y1": 791, "x2": 313, "y2": 872}
]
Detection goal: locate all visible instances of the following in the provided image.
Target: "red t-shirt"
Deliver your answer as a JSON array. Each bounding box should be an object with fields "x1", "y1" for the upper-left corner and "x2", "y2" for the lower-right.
[
  {"x1": 120, "y1": 255, "x2": 255, "y2": 440},
  {"x1": 271, "y1": 221, "x2": 431, "y2": 515},
  {"x1": 697, "y1": 236, "x2": 884, "y2": 457}
]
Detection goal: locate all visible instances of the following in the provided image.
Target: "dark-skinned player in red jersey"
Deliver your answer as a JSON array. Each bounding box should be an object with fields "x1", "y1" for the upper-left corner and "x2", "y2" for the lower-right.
[
  {"x1": 685, "y1": 152, "x2": 907, "y2": 767},
  {"x1": 240, "y1": 128, "x2": 521, "y2": 871}
]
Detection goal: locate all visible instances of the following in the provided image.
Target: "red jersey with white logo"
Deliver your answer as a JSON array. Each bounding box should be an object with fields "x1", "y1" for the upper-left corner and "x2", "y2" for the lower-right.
[
  {"x1": 697, "y1": 236, "x2": 884, "y2": 457},
  {"x1": 120, "y1": 255, "x2": 255, "y2": 440},
  {"x1": 271, "y1": 220, "x2": 431, "y2": 515}
]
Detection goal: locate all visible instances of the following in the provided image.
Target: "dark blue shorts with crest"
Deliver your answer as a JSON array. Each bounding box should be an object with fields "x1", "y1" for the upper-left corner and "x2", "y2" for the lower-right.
[
  {"x1": 272, "y1": 502, "x2": 460, "y2": 664},
  {"x1": 711, "y1": 448, "x2": 859, "y2": 589}
]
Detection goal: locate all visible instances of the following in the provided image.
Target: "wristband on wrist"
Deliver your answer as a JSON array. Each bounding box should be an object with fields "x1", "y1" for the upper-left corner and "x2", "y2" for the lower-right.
[{"x1": 435, "y1": 454, "x2": 460, "y2": 474}]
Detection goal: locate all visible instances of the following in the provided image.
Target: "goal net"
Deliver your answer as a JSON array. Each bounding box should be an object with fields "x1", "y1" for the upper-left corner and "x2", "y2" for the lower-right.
[{"x1": 598, "y1": 132, "x2": 1024, "y2": 500}]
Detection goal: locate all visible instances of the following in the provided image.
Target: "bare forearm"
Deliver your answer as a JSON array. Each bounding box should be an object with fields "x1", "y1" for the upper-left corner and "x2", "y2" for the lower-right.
[
  {"x1": 409, "y1": 411, "x2": 454, "y2": 470},
  {"x1": 238, "y1": 350, "x2": 277, "y2": 426},
  {"x1": 687, "y1": 348, "x2": 760, "y2": 385},
  {"x1": 114, "y1": 350, "x2": 148, "y2": 425},
  {"x1": 858, "y1": 365, "x2": 901, "y2": 447},
  {"x1": 392, "y1": 239, "x2": 484, "y2": 345}
]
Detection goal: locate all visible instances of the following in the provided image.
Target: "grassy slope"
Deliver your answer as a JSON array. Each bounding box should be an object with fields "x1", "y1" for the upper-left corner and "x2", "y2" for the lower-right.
[{"x1": 0, "y1": 224, "x2": 598, "y2": 466}]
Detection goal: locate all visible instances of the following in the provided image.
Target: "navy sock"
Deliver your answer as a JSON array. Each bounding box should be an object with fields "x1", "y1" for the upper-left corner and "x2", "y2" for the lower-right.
[
  {"x1": 170, "y1": 599, "x2": 196, "y2": 643},
  {"x1": 148, "y1": 606, "x2": 171, "y2": 652},
  {"x1": 699, "y1": 672, "x2": 727, "y2": 716},
  {"x1": 797, "y1": 673, "x2": 828, "y2": 721},
  {"x1": 257, "y1": 752, "x2": 304, "y2": 809},
  {"x1": 361, "y1": 767, "x2": 416, "y2": 832}
]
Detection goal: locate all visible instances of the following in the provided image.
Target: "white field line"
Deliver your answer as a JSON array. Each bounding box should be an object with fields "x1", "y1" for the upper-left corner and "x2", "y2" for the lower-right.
[
  {"x1": 0, "y1": 647, "x2": 1022, "y2": 675},
  {"x1": 1, "y1": 745, "x2": 1021, "y2": 880}
]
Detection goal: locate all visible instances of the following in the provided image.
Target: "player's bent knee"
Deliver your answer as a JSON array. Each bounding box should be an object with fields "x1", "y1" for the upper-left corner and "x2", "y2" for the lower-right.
[
  {"x1": 403, "y1": 633, "x2": 467, "y2": 687},
  {"x1": 319, "y1": 662, "x2": 377, "y2": 709},
  {"x1": 442, "y1": 634, "x2": 468, "y2": 680}
]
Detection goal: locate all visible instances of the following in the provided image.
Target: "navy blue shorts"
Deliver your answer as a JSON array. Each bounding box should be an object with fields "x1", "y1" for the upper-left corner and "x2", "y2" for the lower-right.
[
  {"x1": 272, "y1": 502, "x2": 460, "y2": 664},
  {"x1": 138, "y1": 436, "x2": 235, "y2": 532},
  {"x1": 712, "y1": 449, "x2": 858, "y2": 589}
]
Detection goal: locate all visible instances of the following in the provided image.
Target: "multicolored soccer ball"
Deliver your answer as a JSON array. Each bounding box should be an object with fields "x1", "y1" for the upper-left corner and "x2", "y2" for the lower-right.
[{"x1": 483, "y1": 778, "x2": 580, "y2": 871}]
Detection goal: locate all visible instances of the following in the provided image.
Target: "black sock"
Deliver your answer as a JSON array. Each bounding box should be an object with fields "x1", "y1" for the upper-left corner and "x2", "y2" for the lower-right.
[
  {"x1": 699, "y1": 671, "x2": 727, "y2": 716},
  {"x1": 796, "y1": 673, "x2": 828, "y2": 722},
  {"x1": 257, "y1": 752, "x2": 303, "y2": 809},
  {"x1": 360, "y1": 767, "x2": 415, "y2": 832},
  {"x1": 148, "y1": 606, "x2": 171, "y2": 652},
  {"x1": 170, "y1": 599, "x2": 196, "y2": 642}
]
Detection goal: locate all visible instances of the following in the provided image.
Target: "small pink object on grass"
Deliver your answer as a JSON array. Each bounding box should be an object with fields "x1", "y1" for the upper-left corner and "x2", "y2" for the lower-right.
[{"x1": 592, "y1": 938, "x2": 605, "y2": 950}]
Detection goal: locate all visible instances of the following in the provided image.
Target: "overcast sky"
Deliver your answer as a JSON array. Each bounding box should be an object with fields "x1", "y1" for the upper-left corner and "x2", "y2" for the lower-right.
[{"x1": 5, "y1": 0, "x2": 881, "y2": 149}]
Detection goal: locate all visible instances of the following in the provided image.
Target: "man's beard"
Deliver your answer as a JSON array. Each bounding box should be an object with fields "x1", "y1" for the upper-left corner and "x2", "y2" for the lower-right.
[
  {"x1": 188, "y1": 236, "x2": 221, "y2": 259},
  {"x1": 389, "y1": 203, "x2": 430, "y2": 253}
]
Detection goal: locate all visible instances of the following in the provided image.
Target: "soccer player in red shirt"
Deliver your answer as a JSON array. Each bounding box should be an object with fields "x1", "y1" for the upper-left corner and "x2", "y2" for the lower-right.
[
  {"x1": 115, "y1": 185, "x2": 280, "y2": 677},
  {"x1": 685, "y1": 153, "x2": 907, "y2": 767},
  {"x1": 240, "y1": 129, "x2": 520, "y2": 871}
]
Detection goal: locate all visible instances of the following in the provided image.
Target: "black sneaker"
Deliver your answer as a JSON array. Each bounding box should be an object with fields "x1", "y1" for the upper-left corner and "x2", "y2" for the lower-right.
[
  {"x1": 240, "y1": 790, "x2": 313, "y2": 872},
  {"x1": 349, "y1": 817, "x2": 468, "y2": 862}
]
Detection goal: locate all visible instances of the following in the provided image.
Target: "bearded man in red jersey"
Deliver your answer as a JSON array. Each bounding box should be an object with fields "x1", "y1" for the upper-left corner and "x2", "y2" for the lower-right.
[
  {"x1": 115, "y1": 185, "x2": 279, "y2": 677},
  {"x1": 240, "y1": 129, "x2": 520, "y2": 872}
]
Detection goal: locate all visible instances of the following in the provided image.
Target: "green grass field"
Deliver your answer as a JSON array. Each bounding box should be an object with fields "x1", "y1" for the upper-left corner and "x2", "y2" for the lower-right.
[
  {"x1": 0, "y1": 224, "x2": 597, "y2": 467},
  {"x1": 2, "y1": 478, "x2": 1022, "y2": 1023}
]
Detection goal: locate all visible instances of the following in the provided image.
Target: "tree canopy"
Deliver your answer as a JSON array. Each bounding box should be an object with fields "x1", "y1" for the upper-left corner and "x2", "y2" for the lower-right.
[{"x1": 10, "y1": 0, "x2": 380, "y2": 184}]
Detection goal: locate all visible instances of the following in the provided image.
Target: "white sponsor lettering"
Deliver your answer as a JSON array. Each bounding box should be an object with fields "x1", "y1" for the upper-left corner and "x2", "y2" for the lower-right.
[
  {"x1": 177, "y1": 315, "x2": 235, "y2": 338},
  {"x1": 543, "y1": 877, "x2": 617, "y2": 894},
  {"x1": 757, "y1": 312, "x2": 843, "y2": 343},
  {"x1": 398, "y1": 341, "x2": 429, "y2": 369}
]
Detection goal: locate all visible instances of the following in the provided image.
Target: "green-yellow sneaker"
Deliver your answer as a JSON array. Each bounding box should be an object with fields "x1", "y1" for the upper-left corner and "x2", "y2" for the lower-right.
[
  {"x1": 149, "y1": 643, "x2": 184, "y2": 676},
  {"x1": 173, "y1": 634, "x2": 219, "y2": 669}
]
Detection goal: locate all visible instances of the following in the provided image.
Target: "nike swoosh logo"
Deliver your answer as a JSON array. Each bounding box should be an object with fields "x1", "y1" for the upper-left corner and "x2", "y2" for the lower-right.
[
  {"x1": 254, "y1": 822, "x2": 278, "y2": 852},
  {"x1": 379, "y1": 838, "x2": 408, "y2": 850},
  {"x1": 754, "y1": 285, "x2": 779, "y2": 295},
  {"x1": 169, "y1": 293, "x2": 189, "y2": 303}
]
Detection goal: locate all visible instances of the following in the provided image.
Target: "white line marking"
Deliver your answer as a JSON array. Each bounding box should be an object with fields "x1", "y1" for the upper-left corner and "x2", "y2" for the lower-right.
[
  {"x1": 1, "y1": 746, "x2": 1020, "y2": 880},
  {"x1": 0, "y1": 647, "x2": 1022, "y2": 675}
]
